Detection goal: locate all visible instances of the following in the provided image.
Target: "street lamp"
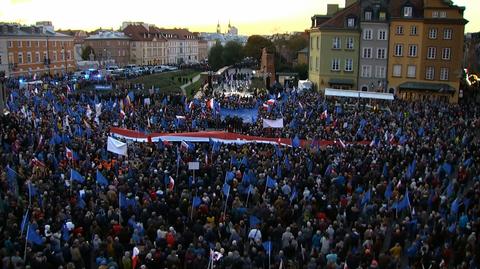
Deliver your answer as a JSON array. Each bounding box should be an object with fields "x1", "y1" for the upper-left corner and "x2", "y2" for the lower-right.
[{"x1": 62, "y1": 45, "x2": 67, "y2": 76}]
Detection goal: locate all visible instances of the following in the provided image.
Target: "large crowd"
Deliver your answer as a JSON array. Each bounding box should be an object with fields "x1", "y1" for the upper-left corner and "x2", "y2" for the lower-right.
[{"x1": 0, "y1": 72, "x2": 479, "y2": 269}]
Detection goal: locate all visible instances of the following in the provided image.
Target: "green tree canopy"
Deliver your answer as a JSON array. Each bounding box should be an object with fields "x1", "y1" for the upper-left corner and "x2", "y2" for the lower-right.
[
  {"x1": 243, "y1": 35, "x2": 275, "y2": 62},
  {"x1": 208, "y1": 41, "x2": 224, "y2": 71},
  {"x1": 222, "y1": 41, "x2": 244, "y2": 66},
  {"x1": 81, "y1": 45, "x2": 95, "y2": 61}
]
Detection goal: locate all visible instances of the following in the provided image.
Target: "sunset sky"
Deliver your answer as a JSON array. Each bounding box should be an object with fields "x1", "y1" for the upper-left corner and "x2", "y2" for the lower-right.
[{"x1": 0, "y1": 0, "x2": 478, "y2": 35}]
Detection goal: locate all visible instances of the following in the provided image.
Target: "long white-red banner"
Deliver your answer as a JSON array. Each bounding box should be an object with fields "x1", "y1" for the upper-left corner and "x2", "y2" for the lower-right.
[{"x1": 110, "y1": 127, "x2": 370, "y2": 148}]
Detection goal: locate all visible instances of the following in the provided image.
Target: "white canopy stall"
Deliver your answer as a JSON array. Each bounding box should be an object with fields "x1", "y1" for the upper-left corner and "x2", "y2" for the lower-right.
[{"x1": 325, "y1": 88, "x2": 394, "y2": 100}]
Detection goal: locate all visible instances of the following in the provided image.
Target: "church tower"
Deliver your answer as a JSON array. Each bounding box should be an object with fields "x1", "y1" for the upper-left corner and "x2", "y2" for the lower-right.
[{"x1": 216, "y1": 20, "x2": 221, "y2": 34}]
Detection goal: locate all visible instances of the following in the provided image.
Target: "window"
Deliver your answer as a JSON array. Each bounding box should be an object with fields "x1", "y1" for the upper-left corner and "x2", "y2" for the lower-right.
[
  {"x1": 363, "y1": 48, "x2": 373, "y2": 58},
  {"x1": 61, "y1": 50, "x2": 65, "y2": 61},
  {"x1": 365, "y1": 11, "x2": 372, "y2": 21},
  {"x1": 53, "y1": 51, "x2": 57, "y2": 62},
  {"x1": 345, "y1": 59, "x2": 353, "y2": 72},
  {"x1": 18, "y1": 52, "x2": 23, "y2": 64},
  {"x1": 43, "y1": 52, "x2": 47, "y2": 63},
  {"x1": 347, "y1": 18, "x2": 355, "y2": 28},
  {"x1": 427, "y1": 47, "x2": 436, "y2": 59},
  {"x1": 408, "y1": 45, "x2": 418, "y2": 57},
  {"x1": 361, "y1": 65, "x2": 372, "y2": 78},
  {"x1": 35, "y1": 52, "x2": 40, "y2": 63},
  {"x1": 316, "y1": 57, "x2": 319, "y2": 71},
  {"x1": 442, "y1": 48, "x2": 451, "y2": 60},
  {"x1": 331, "y1": 59, "x2": 340, "y2": 71},
  {"x1": 440, "y1": 68, "x2": 449, "y2": 80},
  {"x1": 377, "y1": 48, "x2": 386, "y2": 59},
  {"x1": 410, "y1": 25, "x2": 417, "y2": 35},
  {"x1": 317, "y1": 37, "x2": 319, "y2": 49},
  {"x1": 346, "y1": 37, "x2": 354, "y2": 49},
  {"x1": 440, "y1": 11, "x2": 447, "y2": 18},
  {"x1": 333, "y1": 37, "x2": 341, "y2": 49},
  {"x1": 68, "y1": 51, "x2": 72, "y2": 60},
  {"x1": 444, "y1": 29, "x2": 452, "y2": 40},
  {"x1": 8, "y1": 41, "x2": 12, "y2": 48},
  {"x1": 396, "y1": 26, "x2": 404, "y2": 35},
  {"x1": 404, "y1": 6, "x2": 413, "y2": 17},
  {"x1": 27, "y1": 41, "x2": 31, "y2": 47},
  {"x1": 407, "y1": 65, "x2": 416, "y2": 78},
  {"x1": 429, "y1": 28, "x2": 437, "y2": 39},
  {"x1": 378, "y1": 30, "x2": 387, "y2": 40},
  {"x1": 394, "y1": 44, "x2": 403, "y2": 56},
  {"x1": 379, "y1": 12, "x2": 386, "y2": 21},
  {"x1": 426, "y1": 67, "x2": 435, "y2": 80},
  {"x1": 432, "y1": 11, "x2": 439, "y2": 18},
  {"x1": 26, "y1": 52, "x2": 32, "y2": 63},
  {"x1": 375, "y1": 66, "x2": 386, "y2": 78},
  {"x1": 36, "y1": 41, "x2": 40, "y2": 47},
  {"x1": 393, "y1": 64, "x2": 402, "y2": 77},
  {"x1": 363, "y1": 29, "x2": 373, "y2": 40}
]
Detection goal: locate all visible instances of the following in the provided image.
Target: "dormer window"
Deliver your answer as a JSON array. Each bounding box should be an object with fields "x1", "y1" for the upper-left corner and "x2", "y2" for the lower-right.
[
  {"x1": 365, "y1": 11, "x2": 372, "y2": 21},
  {"x1": 347, "y1": 18, "x2": 355, "y2": 28},
  {"x1": 379, "y1": 12, "x2": 386, "y2": 21},
  {"x1": 403, "y1": 6, "x2": 413, "y2": 17}
]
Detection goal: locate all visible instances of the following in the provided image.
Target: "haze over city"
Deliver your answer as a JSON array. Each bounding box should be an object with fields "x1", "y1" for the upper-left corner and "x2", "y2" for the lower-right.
[{"x1": 1, "y1": 0, "x2": 478, "y2": 34}]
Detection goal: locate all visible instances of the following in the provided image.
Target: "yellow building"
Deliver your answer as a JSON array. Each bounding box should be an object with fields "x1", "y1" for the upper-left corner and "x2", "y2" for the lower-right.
[{"x1": 387, "y1": 0, "x2": 467, "y2": 103}]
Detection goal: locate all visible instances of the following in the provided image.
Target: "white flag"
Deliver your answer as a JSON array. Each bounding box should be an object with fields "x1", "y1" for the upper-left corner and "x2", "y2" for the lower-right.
[
  {"x1": 262, "y1": 118, "x2": 284, "y2": 128},
  {"x1": 107, "y1": 137, "x2": 128, "y2": 156}
]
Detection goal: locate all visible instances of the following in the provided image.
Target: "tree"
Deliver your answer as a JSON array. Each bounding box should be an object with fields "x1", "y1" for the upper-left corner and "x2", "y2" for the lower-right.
[
  {"x1": 243, "y1": 35, "x2": 275, "y2": 62},
  {"x1": 208, "y1": 41, "x2": 224, "y2": 71},
  {"x1": 294, "y1": 64, "x2": 309, "y2": 80},
  {"x1": 81, "y1": 45, "x2": 94, "y2": 61},
  {"x1": 222, "y1": 41, "x2": 244, "y2": 66}
]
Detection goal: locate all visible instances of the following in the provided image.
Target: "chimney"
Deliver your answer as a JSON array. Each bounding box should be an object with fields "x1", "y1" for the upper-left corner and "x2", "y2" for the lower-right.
[
  {"x1": 327, "y1": 4, "x2": 340, "y2": 16},
  {"x1": 345, "y1": 0, "x2": 357, "y2": 8}
]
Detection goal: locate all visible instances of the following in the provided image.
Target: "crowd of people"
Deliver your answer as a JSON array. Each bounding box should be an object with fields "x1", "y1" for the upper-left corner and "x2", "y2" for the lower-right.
[{"x1": 0, "y1": 73, "x2": 479, "y2": 269}]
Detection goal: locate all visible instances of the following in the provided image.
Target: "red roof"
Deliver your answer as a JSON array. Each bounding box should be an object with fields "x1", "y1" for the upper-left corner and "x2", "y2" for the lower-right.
[{"x1": 319, "y1": 1, "x2": 361, "y2": 29}]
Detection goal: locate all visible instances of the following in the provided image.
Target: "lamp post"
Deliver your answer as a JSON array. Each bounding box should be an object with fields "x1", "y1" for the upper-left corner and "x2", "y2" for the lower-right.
[
  {"x1": 0, "y1": 71, "x2": 5, "y2": 112},
  {"x1": 62, "y1": 45, "x2": 67, "y2": 76}
]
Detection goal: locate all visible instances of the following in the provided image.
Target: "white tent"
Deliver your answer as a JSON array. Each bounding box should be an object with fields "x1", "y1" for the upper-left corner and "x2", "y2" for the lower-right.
[
  {"x1": 298, "y1": 80, "x2": 313, "y2": 91},
  {"x1": 325, "y1": 88, "x2": 394, "y2": 100}
]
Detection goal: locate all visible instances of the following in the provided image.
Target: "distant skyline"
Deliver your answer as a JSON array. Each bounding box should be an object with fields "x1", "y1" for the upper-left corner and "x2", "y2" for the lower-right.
[{"x1": 0, "y1": 0, "x2": 478, "y2": 35}]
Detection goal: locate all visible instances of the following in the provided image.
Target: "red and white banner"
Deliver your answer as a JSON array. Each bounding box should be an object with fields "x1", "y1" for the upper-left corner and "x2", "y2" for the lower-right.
[{"x1": 110, "y1": 127, "x2": 372, "y2": 148}]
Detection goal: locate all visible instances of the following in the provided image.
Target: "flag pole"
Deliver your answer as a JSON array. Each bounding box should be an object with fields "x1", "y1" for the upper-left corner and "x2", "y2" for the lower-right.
[
  {"x1": 23, "y1": 224, "x2": 29, "y2": 262},
  {"x1": 245, "y1": 189, "x2": 250, "y2": 208}
]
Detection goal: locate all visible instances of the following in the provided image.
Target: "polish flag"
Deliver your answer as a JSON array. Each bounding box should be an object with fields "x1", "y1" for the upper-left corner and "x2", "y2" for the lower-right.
[
  {"x1": 180, "y1": 141, "x2": 190, "y2": 151},
  {"x1": 207, "y1": 99, "x2": 215, "y2": 110},
  {"x1": 168, "y1": 176, "x2": 175, "y2": 191},
  {"x1": 132, "y1": 246, "x2": 140, "y2": 269},
  {"x1": 262, "y1": 104, "x2": 269, "y2": 110},
  {"x1": 266, "y1": 99, "x2": 276, "y2": 105},
  {"x1": 119, "y1": 110, "x2": 126, "y2": 119},
  {"x1": 188, "y1": 101, "x2": 194, "y2": 110},
  {"x1": 31, "y1": 157, "x2": 46, "y2": 168},
  {"x1": 66, "y1": 85, "x2": 72, "y2": 94},
  {"x1": 66, "y1": 147, "x2": 73, "y2": 160},
  {"x1": 321, "y1": 109, "x2": 328, "y2": 120}
]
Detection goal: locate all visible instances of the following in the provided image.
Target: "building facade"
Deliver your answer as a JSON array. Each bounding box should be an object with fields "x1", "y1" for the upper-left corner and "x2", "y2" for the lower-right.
[
  {"x1": 159, "y1": 28, "x2": 199, "y2": 64},
  {"x1": 123, "y1": 23, "x2": 167, "y2": 66},
  {"x1": 309, "y1": 1, "x2": 361, "y2": 91},
  {"x1": 388, "y1": 0, "x2": 466, "y2": 103},
  {"x1": 84, "y1": 31, "x2": 131, "y2": 66},
  {"x1": 198, "y1": 39, "x2": 208, "y2": 61},
  {"x1": 308, "y1": 0, "x2": 467, "y2": 103},
  {"x1": 0, "y1": 21, "x2": 76, "y2": 77},
  {"x1": 359, "y1": 0, "x2": 389, "y2": 92}
]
